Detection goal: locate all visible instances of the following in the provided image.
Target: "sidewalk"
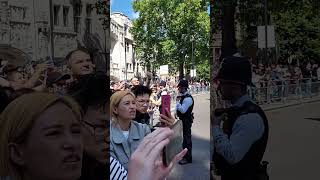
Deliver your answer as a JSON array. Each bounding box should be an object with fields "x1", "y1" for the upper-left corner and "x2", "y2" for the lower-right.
[{"x1": 262, "y1": 95, "x2": 320, "y2": 111}]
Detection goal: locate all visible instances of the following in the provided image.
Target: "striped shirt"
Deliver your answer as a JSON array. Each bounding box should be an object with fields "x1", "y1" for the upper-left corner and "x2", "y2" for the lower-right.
[{"x1": 110, "y1": 156, "x2": 128, "y2": 180}]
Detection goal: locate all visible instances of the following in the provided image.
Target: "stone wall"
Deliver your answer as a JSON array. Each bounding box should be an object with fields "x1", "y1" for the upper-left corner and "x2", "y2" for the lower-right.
[{"x1": 0, "y1": 0, "x2": 107, "y2": 67}]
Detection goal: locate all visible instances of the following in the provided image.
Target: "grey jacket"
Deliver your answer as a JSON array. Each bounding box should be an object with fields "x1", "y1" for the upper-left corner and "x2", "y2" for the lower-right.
[{"x1": 110, "y1": 120, "x2": 151, "y2": 170}]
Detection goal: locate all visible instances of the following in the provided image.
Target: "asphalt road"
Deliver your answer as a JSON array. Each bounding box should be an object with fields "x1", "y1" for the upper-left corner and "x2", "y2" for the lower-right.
[
  {"x1": 264, "y1": 101, "x2": 320, "y2": 180},
  {"x1": 165, "y1": 94, "x2": 320, "y2": 180},
  {"x1": 168, "y1": 93, "x2": 211, "y2": 180}
]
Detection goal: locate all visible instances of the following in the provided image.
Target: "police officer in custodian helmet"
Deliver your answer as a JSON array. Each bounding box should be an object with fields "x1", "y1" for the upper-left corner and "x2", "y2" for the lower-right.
[
  {"x1": 211, "y1": 56, "x2": 269, "y2": 180},
  {"x1": 176, "y1": 79, "x2": 194, "y2": 165}
]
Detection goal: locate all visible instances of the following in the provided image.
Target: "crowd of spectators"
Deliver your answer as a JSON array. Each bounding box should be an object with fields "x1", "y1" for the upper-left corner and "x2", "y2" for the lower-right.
[
  {"x1": 0, "y1": 47, "x2": 186, "y2": 180},
  {"x1": 110, "y1": 77, "x2": 210, "y2": 98},
  {"x1": 250, "y1": 62, "x2": 320, "y2": 102},
  {"x1": 0, "y1": 47, "x2": 95, "y2": 108}
]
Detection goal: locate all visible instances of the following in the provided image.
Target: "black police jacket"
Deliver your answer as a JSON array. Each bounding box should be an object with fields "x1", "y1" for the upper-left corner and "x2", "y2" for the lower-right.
[
  {"x1": 212, "y1": 101, "x2": 269, "y2": 180},
  {"x1": 176, "y1": 94, "x2": 194, "y2": 121}
]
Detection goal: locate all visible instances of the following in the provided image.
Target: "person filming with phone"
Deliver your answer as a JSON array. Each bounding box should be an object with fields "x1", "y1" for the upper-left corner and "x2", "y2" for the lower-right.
[{"x1": 176, "y1": 79, "x2": 194, "y2": 165}]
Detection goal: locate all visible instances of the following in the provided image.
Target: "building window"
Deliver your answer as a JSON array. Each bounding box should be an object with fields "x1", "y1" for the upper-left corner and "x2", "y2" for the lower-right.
[
  {"x1": 85, "y1": 18, "x2": 91, "y2": 33},
  {"x1": 125, "y1": 42, "x2": 129, "y2": 52},
  {"x1": 124, "y1": 24, "x2": 128, "y2": 36},
  {"x1": 73, "y1": 4, "x2": 82, "y2": 33},
  {"x1": 22, "y1": 7, "x2": 26, "y2": 19},
  {"x1": 86, "y1": 4, "x2": 92, "y2": 17},
  {"x1": 74, "y1": 4, "x2": 82, "y2": 16},
  {"x1": 63, "y1": 7, "x2": 69, "y2": 27},
  {"x1": 74, "y1": 17, "x2": 80, "y2": 32},
  {"x1": 53, "y1": 5, "x2": 60, "y2": 26}
]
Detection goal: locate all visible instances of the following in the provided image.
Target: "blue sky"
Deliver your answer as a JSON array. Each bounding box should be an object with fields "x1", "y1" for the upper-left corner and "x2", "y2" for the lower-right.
[
  {"x1": 110, "y1": 0, "x2": 138, "y2": 20},
  {"x1": 110, "y1": 0, "x2": 209, "y2": 20}
]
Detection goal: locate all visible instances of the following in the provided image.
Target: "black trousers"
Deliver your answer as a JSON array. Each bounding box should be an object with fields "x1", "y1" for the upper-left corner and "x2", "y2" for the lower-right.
[{"x1": 182, "y1": 117, "x2": 192, "y2": 161}]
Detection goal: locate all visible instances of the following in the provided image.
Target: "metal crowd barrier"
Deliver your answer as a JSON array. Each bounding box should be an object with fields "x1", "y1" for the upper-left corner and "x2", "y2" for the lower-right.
[
  {"x1": 249, "y1": 78, "x2": 320, "y2": 105},
  {"x1": 166, "y1": 85, "x2": 210, "y2": 101},
  {"x1": 189, "y1": 85, "x2": 210, "y2": 94}
]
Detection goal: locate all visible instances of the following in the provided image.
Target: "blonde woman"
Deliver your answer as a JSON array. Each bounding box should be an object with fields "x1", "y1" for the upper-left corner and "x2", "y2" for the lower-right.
[
  {"x1": 0, "y1": 93, "x2": 83, "y2": 180},
  {"x1": 110, "y1": 90, "x2": 151, "y2": 170}
]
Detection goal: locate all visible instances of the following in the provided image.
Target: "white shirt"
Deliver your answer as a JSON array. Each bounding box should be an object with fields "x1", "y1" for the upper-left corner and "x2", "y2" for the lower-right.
[
  {"x1": 122, "y1": 131, "x2": 129, "y2": 140},
  {"x1": 176, "y1": 92, "x2": 193, "y2": 114},
  {"x1": 161, "y1": 90, "x2": 168, "y2": 95}
]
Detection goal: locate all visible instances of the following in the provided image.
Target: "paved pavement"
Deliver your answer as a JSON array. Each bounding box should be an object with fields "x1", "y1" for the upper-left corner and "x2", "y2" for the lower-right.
[
  {"x1": 168, "y1": 93, "x2": 210, "y2": 180},
  {"x1": 263, "y1": 101, "x2": 320, "y2": 180}
]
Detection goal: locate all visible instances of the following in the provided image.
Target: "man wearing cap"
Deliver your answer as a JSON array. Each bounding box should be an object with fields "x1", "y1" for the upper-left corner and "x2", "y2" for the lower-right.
[
  {"x1": 3, "y1": 64, "x2": 48, "y2": 90},
  {"x1": 211, "y1": 56, "x2": 269, "y2": 180},
  {"x1": 176, "y1": 79, "x2": 194, "y2": 165}
]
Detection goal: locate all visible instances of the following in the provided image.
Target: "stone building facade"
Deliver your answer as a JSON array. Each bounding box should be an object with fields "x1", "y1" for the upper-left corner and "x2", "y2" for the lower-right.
[
  {"x1": 0, "y1": 0, "x2": 107, "y2": 66},
  {"x1": 110, "y1": 12, "x2": 144, "y2": 81}
]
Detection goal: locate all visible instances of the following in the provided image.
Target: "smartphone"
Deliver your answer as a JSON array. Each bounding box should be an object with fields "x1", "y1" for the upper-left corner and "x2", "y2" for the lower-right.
[
  {"x1": 161, "y1": 95, "x2": 171, "y2": 115},
  {"x1": 162, "y1": 120, "x2": 183, "y2": 166}
]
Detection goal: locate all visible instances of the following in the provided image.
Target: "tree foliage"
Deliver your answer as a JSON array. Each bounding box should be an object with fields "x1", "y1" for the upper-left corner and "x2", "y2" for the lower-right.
[
  {"x1": 131, "y1": 0, "x2": 210, "y2": 78},
  {"x1": 271, "y1": 0, "x2": 320, "y2": 64},
  {"x1": 210, "y1": 0, "x2": 320, "y2": 65}
]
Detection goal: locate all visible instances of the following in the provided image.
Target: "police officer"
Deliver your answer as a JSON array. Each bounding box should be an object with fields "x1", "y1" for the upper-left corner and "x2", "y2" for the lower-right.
[
  {"x1": 212, "y1": 56, "x2": 269, "y2": 180},
  {"x1": 176, "y1": 79, "x2": 194, "y2": 165}
]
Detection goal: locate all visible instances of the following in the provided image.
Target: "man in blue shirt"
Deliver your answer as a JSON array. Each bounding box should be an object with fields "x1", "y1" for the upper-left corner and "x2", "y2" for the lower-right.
[{"x1": 176, "y1": 79, "x2": 194, "y2": 165}]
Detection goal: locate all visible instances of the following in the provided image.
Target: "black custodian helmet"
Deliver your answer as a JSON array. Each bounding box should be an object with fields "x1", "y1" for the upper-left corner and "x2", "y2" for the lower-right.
[
  {"x1": 177, "y1": 79, "x2": 189, "y2": 88},
  {"x1": 214, "y1": 56, "x2": 254, "y2": 86}
]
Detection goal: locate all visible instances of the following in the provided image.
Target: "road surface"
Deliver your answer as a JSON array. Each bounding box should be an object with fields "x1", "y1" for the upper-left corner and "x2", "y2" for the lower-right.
[{"x1": 168, "y1": 93, "x2": 211, "y2": 180}]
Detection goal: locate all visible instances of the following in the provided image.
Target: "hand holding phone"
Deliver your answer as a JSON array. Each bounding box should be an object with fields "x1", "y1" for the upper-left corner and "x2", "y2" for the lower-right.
[
  {"x1": 162, "y1": 120, "x2": 184, "y2": 167},
  {"x1": 128, "y1": 128, "x2": 187, "y2": 180},
  {"x1": 159, "y1": 108, "x2": 175, "y2": 127},
  {"x1": 161, "y1": 95, "x2": 171, "y2": 115}
]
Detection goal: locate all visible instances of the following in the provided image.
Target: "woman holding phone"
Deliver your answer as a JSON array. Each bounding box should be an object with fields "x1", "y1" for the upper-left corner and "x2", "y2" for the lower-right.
[{"x1": 110, "y1": 90, "x2": 176, "y2": 170}]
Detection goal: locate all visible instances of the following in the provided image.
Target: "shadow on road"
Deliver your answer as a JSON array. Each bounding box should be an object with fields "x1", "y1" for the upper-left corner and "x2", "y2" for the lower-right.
[
  {"x1": 304, "y1": 117, "x2": 320, "y2": 122},
  {"x1": 167, "y1": 134, "x2": 210, "y2": 180}
]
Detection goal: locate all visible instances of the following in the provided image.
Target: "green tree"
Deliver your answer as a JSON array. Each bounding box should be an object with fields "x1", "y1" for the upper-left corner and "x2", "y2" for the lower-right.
[
  {"x1": 271, "y1": 0, "x2": 320, "y2": 64},
  {"x1": 131, "y1": 0, "x2": 210, "y2": 79},
  {"x1": 196, "y1": 59, "x2": 210, "y2": 80}
]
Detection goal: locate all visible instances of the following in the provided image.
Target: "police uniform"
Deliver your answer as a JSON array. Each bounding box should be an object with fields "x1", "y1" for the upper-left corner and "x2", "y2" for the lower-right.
[
  {"x1": 176, "y1": 80, "x2": 194, "y2": 164},
  {"x1": 212, "y1": 56, "x2": 269, "y2": 180}
]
